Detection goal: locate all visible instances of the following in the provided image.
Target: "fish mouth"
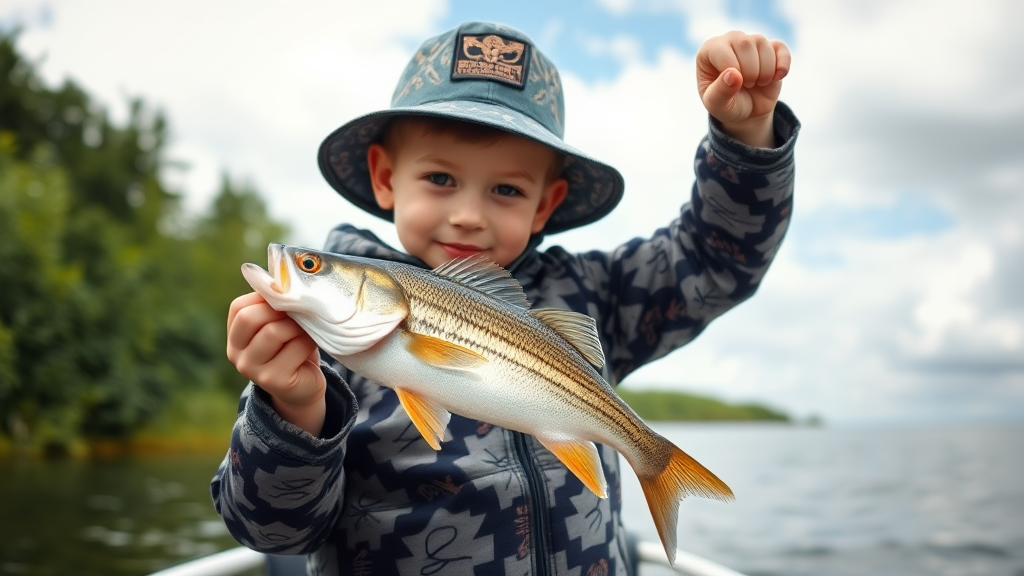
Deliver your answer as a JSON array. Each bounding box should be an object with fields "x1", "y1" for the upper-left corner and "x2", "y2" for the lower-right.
[
  {"x1": 240, "y1": 243, "x2": 292, "y2": 300},
  {"x1": 270, "y1": 243, "x2": 290, "y2": 294}
]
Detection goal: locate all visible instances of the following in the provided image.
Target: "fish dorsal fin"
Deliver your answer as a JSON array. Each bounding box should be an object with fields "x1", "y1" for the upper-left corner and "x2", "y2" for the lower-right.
[
  {"x1": 530, "y1": 308, "x2": 605, "y2": 369},
  {"x1": 432, "y1": 255, "x2": 531, "y2": 309}
]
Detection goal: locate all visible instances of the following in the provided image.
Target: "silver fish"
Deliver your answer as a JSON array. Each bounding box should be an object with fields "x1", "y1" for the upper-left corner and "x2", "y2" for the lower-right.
[{"x1": 242, "y1": 243, "x2": 733, "y2": 563}]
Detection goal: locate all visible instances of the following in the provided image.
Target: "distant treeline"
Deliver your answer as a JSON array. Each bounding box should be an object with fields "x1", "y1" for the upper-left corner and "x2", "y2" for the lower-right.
[
  {"x1": 0, "y1": 30, "x2": 287, "y2": 455},
  {"x1": 617, "y1": 388, "x2": 790, "y2": 422}
]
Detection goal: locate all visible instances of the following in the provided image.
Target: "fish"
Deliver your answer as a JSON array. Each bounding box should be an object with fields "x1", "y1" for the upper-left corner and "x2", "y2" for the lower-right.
[{"x1": 241, "y1": 243, "x2": 733, "y2": 563}]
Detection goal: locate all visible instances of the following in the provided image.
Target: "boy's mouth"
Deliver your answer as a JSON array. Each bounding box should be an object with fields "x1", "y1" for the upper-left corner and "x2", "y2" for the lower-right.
[{"x1": 439, "y1": 242, "x2": 485, "y2": 259}]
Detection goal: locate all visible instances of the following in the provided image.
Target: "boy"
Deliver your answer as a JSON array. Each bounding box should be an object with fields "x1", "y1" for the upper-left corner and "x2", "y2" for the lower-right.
[{"x1": 214, "y1": 21, "x2": 799, "y2": 576}]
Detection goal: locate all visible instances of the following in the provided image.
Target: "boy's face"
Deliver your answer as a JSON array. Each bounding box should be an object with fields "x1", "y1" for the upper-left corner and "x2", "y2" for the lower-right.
[{"x1": 367, "y1": 124, "x2": 568, "y2": 269}]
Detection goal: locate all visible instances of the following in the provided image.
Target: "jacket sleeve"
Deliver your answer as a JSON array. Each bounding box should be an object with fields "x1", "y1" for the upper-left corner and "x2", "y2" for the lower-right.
[
  {"x1": 209, "y1": 360, "x2": 358, "y2": 554},
  {"x1": 577, "y1": 102, "x2": 800, "y2": 383}
]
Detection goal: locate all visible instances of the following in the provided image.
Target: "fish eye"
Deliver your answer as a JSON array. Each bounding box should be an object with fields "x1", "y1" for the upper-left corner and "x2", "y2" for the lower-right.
[{"x1": 295, "y1": 253, "x2": 322, "y2": 273}]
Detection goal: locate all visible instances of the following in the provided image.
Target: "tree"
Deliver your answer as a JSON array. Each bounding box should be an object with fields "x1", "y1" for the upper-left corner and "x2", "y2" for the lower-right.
[
  {"x1": 182, "y1": 174, "x2": 291, "y2": 392},
  {"x1": 0, "y1": 30, "x2": 288, "y2": 452}
]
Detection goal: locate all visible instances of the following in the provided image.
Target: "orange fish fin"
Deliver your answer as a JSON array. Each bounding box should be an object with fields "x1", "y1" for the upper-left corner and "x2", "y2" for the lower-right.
[
  {"x1": 536, "y1": 436, "x2": 608, "y2": 499},
  {"x1": 394, "y1": 388, "x2": 451, "y2": 451},
  {"x1": 530, "y1": 308, "x2": 605, "y2": 369},
  {"x1": 406, "y1": 331, "x2": 488, "y2": 370},
  {"x1": 637, "y1": 444, "x2": 734, "y2": 565}
]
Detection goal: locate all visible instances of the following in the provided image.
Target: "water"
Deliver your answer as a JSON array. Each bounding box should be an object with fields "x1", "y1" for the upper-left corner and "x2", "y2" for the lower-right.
[
  {"x1": 622, "y1": 423, "x2": 1024, "y2": 576},
  {"x1": 0, "y1": 454, "x2": 248, "y2": 576},
  {"x1": 1, "y1": 424, "x2": 1021, "y2": 576}
]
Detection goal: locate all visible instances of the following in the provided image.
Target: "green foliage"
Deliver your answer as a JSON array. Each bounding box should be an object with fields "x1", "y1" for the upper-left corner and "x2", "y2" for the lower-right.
[
  {"x1": 0, "y1": 320, "x2": 15, "y2": 396},
  {"x1": 1, "y1": 35, "x2": 172, "y2": 235},
  {"x1": 182, "y1": 175, "x2": 290, "y2": 392},
  {"x1": 617, "y1": 388, "x2": 790, "y2": 422},
  {"x1": 0, "y1": 30, "x2": 288, "y2": 452}
]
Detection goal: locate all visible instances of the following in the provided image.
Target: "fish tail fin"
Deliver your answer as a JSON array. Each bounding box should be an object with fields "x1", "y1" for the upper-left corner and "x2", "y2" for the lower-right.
[{"x1": 637, "y1": 441, "x2": 734, "y2": 565}]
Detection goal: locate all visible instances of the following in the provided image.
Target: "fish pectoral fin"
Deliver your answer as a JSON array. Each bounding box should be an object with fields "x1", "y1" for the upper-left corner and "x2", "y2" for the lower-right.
[
  {"x1": 537, "y1": 435, "x2": 608, "y2": 499},
  {"x1": 530, "y1": 309, "x2": 605, "y2": 369},
  {"x1": 395, "y1": 388, "x2": 452, "y2": 450},
  {"x1": 406, "y1": 331, "x2": 488, "y2": 370}
]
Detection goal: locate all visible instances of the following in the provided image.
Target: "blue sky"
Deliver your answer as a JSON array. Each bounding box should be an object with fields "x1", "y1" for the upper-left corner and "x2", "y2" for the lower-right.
[
  {"x1": 430, "y1": 0, "x2": 793, "y2": 82},
  {"x1": 790, "y1": 195, "x2": 956, "y2": 267}
]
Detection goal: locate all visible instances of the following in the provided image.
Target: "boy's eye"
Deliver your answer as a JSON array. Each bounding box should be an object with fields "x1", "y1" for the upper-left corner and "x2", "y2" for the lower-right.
[
  {"x1": 426, "y1": 173, "x2": 454, "y2": 186},
  {"x1": 493, "y1": 184, "x2": 522, "y2": 197}
]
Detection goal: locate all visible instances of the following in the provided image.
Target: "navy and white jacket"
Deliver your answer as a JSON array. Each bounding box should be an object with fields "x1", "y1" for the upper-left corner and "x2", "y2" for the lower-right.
[{"x1": 211, "y1": 104, "x2": 799, "y2": 576}]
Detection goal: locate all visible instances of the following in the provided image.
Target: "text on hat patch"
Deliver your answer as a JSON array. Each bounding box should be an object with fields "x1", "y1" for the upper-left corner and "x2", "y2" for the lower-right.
[{"x1": 452, "y1": 34, "x2": 531, "y2": 89}]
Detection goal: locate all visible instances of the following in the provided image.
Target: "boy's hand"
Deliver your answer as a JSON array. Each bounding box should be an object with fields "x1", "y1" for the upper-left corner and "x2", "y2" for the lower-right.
[
  {"x1": 227, "y1": 292, "x2": 327, "y2": 435},
  {"x1": 696, "y1": 31, "x2": 790, "y2": 148}
]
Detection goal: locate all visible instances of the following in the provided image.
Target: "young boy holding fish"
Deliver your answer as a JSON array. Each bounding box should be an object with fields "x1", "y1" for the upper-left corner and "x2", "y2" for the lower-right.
[{"x1": 215, "y1": 22, "x2": 799, "y2": 576}]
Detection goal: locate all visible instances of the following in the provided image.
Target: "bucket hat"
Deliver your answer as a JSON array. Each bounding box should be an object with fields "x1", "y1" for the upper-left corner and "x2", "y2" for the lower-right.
[{"x1": 317, "y1": 21, "x2": 624, "y2": 234}]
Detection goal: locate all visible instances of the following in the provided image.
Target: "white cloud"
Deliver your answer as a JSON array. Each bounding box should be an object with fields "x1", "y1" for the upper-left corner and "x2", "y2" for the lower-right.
[
  {"x1": 555, "y1": 0, "x2": 1024, "y2": 423},
  {"x1": 595, "y1": 0, "x2": 636, "y2": 15},
  {"x1": 6, "y1": 0, "x2": 1022, "y2": 424},
  {"x1": 12, "y1": 0, "x2": 446, "y2": 246}
]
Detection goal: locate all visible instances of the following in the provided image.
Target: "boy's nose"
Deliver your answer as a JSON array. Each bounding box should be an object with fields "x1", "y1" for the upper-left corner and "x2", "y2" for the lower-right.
[{"x1": 448, "y1": 195, "x2": 486, "y2": 230}]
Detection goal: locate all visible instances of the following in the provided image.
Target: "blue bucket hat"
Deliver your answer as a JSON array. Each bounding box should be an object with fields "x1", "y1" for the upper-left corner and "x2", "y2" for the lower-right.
[{"x1": 317, "y1": 21, "x2": 624, "y2": 234}]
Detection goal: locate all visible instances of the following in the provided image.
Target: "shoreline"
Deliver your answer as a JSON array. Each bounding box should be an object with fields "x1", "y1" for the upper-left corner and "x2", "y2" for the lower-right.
[{"x1": 1, "y1": 386, "x2": 794, "y2": 458}]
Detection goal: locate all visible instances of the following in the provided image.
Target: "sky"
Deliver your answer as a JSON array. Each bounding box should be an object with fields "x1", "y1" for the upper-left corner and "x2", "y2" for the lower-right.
[{"x1": 2, "y1": 0, "x2": 1022, "y2": 425}]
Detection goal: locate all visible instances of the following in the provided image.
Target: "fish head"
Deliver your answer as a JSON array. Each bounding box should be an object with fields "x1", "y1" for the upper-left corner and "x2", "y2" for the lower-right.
[{"x1": 241, "y1": 243, "x2": 409, "y2": 357}]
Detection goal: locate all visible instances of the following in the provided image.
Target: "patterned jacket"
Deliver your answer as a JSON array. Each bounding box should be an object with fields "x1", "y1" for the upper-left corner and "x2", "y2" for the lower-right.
[{"x1": 211, "y1": 103, "x2": 799, "y2": 576}]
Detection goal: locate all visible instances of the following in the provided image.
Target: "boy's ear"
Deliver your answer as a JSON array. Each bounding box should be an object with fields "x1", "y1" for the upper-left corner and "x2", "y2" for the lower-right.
[
  {"x1": 367, "y1": 143, "x2": 395, "y2": 210},
  {"x1": 531, "y1": 178, "x2": 569, "y2": 234}
]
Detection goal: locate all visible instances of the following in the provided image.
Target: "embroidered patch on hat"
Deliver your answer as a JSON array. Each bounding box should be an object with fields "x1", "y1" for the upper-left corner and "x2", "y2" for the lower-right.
[{"x1": 451, "y1": 33, "x2": 531, "y2": 89}]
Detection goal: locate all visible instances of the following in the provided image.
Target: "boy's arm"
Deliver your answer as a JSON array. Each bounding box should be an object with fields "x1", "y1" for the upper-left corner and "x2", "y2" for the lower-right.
[
  {"x1": 577, "y1": 32, "x2": 799, "y2": 382},
  {"x1": 213, "y1": 292, "x2": 358, "y2": 553},
  {"x1": 210, "y1": 361, "x2": 358, "y2": 554}
]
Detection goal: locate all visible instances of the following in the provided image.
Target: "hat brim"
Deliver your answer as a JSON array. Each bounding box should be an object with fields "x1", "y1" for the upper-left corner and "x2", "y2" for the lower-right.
[{"x1": 318, "y1": 100, "x2": 624, "y2": 234}]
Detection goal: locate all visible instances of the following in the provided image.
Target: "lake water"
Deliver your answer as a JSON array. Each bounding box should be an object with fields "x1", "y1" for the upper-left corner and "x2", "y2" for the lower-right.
[
  {"x1": 1, "y1": 423, "x2": 1022, "y2": 576},
  {"x1": 0, "y1": 454, "x2": 245, "y2": 576},
  {"x1": 623, "y1": 423, "x2": 1024, "y2": 576}
]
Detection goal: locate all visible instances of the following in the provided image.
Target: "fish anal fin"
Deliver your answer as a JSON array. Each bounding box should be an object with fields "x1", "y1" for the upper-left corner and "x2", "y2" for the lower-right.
[
  {"x1": 530, "y1": 308, "x2": 605, "y2": 369},
  {"x1": 637, "y1": 444, "x2": 734, "y2": 565},
  {"x1": 537, "y1": 436, "x2": 608, "y2": 499},
  {"x1": 432, "y1": 255, "x2": 531, "y2": 309},
  {"x1": 406, "y1": 331, "x2": 488, "y2": 370},
  {"x1": 395, "y1": 389, "x2": 451, "y2": 451}
]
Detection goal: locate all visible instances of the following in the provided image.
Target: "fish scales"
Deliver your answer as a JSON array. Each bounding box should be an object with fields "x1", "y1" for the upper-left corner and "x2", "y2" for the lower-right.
[
  {"x1": 385, "y1": 263, "x2": 660, "y2": 464},
  {"x1": 241, "y1": 244, "x2": 735, "y2": 565}
]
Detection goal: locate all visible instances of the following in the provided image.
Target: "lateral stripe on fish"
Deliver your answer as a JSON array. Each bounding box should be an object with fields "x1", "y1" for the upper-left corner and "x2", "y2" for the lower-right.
[{"x1": 408, "y1": 304, "x2": 645, "y2": 443}]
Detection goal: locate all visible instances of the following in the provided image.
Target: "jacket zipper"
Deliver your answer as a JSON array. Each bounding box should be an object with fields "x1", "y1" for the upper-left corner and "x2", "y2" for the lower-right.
[
  {"x1": 513, "y1": 430, "x2": 551, "y2": 576},
  {"x1": 508, "y1": 247, "x2": 550, "y2": 575}
]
